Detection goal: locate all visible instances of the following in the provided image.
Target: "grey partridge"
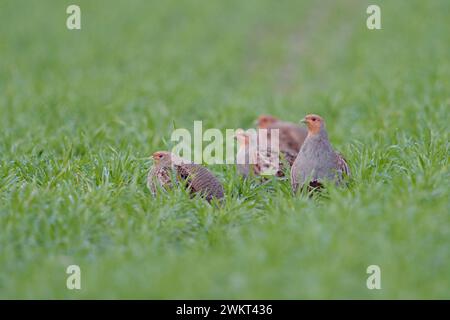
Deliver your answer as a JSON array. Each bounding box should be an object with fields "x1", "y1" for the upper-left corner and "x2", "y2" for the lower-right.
[{"x1": 291, "y1": 115, "x2": 350, "y2": 193}]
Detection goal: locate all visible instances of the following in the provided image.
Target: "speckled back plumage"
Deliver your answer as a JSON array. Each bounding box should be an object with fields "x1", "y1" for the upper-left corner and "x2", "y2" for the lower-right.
[
  {"x1": 147, "y1": 165, "x2": 172, "y2": 195},
  {"x1": 236, "y1": 131, "x2": 295, "y2": 178},
  {"x1": 253, "y1": 146, "x2": 284, "y2": 177}
]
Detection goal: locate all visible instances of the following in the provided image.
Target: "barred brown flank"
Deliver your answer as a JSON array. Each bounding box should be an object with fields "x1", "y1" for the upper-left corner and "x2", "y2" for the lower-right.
[
  {"x1": 175, "y1": 164, "x2": 224, "y2": 202},
  {"x1": 147, "y1": 151, "x2": 224, "y2": 202}
]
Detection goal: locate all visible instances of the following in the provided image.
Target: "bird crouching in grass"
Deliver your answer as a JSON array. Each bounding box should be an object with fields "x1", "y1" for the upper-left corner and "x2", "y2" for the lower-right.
[
  {"x1": 291, "y1": 114, "x2": 350, "y2": 194},
  {"x1": 147, "y1": 151, "x2": 224, "y2": 202}
]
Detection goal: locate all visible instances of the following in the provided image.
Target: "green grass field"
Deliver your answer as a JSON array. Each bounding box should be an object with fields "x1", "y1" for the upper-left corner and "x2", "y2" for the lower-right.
[{"x1": 0, "y1": 0, "x2": 449, "y2": 299}]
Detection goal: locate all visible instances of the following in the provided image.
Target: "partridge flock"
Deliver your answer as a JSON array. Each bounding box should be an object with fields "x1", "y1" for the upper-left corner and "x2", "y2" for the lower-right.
[{"x1": 148, "y1": 114, "x2": 350, "y2": 202}]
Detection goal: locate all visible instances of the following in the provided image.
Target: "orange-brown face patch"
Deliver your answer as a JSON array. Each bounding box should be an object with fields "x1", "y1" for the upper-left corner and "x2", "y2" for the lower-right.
[
  {"x1": 257, "y1": 115, "x2": 278, "y2": 128},
  {"x1": 303, "y1": 114, "x2": 324, "y2": 135},
  {"x1": 152, "y1": 151, "x2": 170, "y2": 163}
]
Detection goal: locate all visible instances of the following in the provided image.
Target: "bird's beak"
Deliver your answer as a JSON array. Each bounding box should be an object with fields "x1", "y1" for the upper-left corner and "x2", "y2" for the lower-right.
[{"x1": 300, "y1": 118, "x2": 307, "y2": 124}]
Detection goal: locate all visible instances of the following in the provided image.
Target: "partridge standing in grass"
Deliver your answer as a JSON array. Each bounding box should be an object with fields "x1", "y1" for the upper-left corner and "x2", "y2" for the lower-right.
[
  {"x1": 291, "y1": 115, "x2": 350, "y2": 193},
  {"x1": 147, "y1": 151, "x2": 224, "y2": 202},
  {"x1": 256, "y1": 114, "x2": 308, "y2": 159}
]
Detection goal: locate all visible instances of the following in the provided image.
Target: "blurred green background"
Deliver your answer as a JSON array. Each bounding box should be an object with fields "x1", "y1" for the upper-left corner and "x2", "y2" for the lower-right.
[{"x1": 0, "y1": 0, "x2": 449, "y2": 298}]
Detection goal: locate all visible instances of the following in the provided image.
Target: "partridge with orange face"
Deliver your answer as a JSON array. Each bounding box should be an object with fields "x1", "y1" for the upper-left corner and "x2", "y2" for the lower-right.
[
  {"x1": 291, "y1": 115, "x2": 350, "y2": 193},
  {"x1": 147, "y1": 151, "x2": 224, "y2": 202}
]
